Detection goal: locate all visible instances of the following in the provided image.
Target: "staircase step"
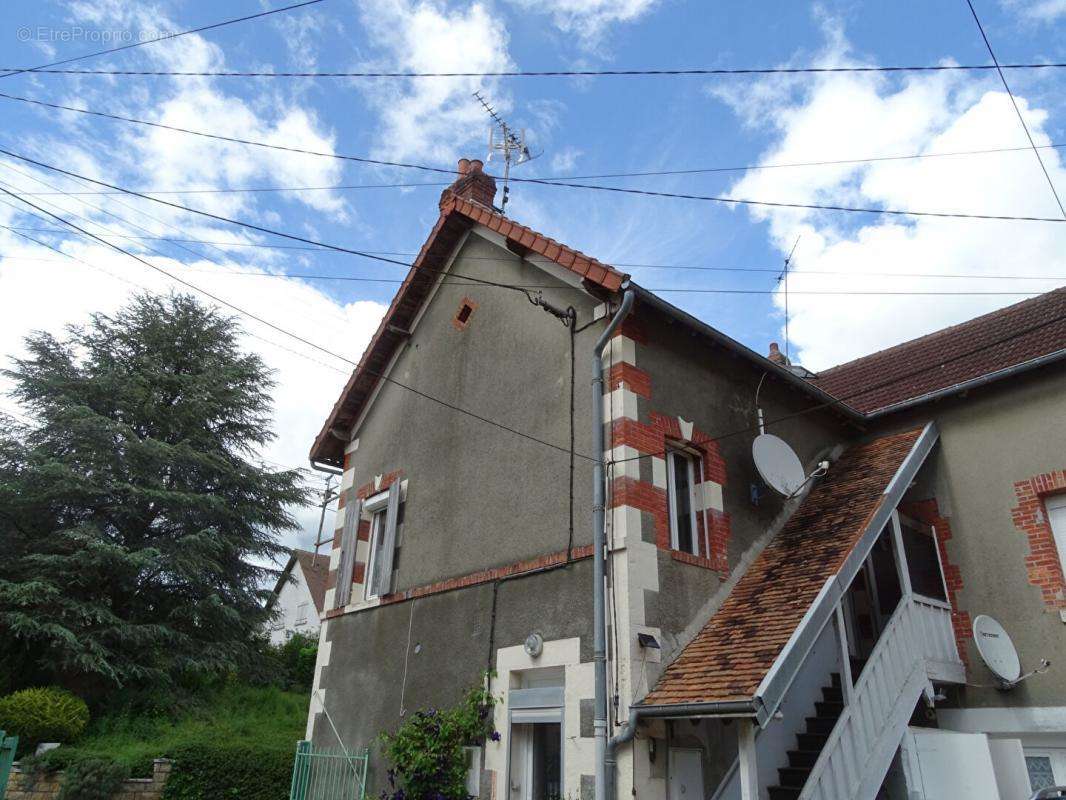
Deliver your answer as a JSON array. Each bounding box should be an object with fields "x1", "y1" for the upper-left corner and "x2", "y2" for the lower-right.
[
  {"x1": 797, "y1": 732, "x2": 829, "y2": 751},
  {"x1": 805, "y1": 716, "x2": 837, "y2": 735},
  {"x1": 815, "y1": 700, "x2": 845, "y2": 718},
  {"x1": 768, "y1": 787, "x2": 801, "y2": 800},
  {"x1": 821, "y1": 685, "x2": 843, "y2": 703},
  {"x1": 777, "y1": 766, "x2": 812, "y2": 787},
  {"x1": 787, "y1": 750, "x2": 821, "y2": 769}
]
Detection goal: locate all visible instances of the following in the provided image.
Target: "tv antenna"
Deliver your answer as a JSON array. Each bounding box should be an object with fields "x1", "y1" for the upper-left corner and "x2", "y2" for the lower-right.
[
  {"x1": 778, "y1": 235, "x2": 801, "y2": 362},
  {"x1": 473, "y1": 90, "x2": 535, "y2": 213}
]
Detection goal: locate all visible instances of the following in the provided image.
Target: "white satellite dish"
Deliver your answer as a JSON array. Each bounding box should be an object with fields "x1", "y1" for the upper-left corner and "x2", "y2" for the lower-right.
[
  {"x1": 973, "y1": 614, "x2": 1022, "y2": 686},
  {"x1": 752, "y1": 433, "x2": 806, "y2": 497}
]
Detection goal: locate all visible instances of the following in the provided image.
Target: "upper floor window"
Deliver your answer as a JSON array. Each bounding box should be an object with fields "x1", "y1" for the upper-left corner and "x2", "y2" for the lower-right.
[
  {"x1": 295, "y1": 602, "x2": 309, "y2": 625},
  {"x1": 667, "y1": 448, "x2": 701, "y2": 556},
  {"x1": 364, "y1": 481, "x2": 402, "y2": 601},
  {"x1": 1046, "y1": 494, "x2": 1066, "y2": 578},
  {"x1": 898, "y1": 515, "x2": 948, "y2": 602}
]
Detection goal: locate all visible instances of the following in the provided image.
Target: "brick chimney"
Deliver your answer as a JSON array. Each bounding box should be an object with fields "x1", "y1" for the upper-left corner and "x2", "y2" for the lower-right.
[
  {"x1": 767, "y1": 342, "x2": 791, "y2": 366},
  {"x1": 440, "y1": 158, "x2": 497, "y2": 209}
]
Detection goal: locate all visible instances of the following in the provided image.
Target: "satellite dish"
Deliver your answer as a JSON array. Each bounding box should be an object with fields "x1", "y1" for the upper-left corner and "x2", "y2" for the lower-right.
[
  {"x1": 752, "y1": 433, "x2": 806, "y2": 497},
  {"x1": 973, "y1": 615, "x2": 1022, "y2": 686}
]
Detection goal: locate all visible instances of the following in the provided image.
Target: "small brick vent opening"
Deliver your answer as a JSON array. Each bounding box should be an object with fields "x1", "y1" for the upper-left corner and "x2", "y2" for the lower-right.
[{"x1": 452, "y1": 297, "x2": 478, "y2": 330}]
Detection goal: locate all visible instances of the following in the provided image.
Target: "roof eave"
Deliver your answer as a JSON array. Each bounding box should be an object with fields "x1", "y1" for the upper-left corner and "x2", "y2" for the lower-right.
[{"x1": 863, "y1": 347, "x2": 1066, "y2": 418}]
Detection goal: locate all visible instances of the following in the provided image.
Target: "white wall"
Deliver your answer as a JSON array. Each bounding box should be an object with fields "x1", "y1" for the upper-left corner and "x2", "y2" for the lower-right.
[{"x1": 270, "y1": 562, "x2": 322, "y2": 645}]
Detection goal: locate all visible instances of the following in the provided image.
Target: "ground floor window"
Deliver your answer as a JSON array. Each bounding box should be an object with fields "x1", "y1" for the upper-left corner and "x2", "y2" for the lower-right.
[{"x1": 1025, "y1": 748, "x2": 1066, "y2": 792}]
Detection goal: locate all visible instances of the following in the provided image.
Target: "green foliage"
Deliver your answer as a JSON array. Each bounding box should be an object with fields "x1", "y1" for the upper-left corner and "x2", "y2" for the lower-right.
[
  {"x1": 381, "y1": 682, "x2": 497, "y2": 800},
  {"x1": 162, "y1": 743, "x2": 293, "y2": 800},
  {"x1": 56, "y1": 758, "x2": 129, "y2": 800},
  {"x1": 0, "y1": 293, "x2": 311, "y2": 699},
  {"x1": 0, "y1": 687, "x2": 89, "y2": 750},
  {"x1": 274, "y1": 631, "x2": 319, "y2": 691}
]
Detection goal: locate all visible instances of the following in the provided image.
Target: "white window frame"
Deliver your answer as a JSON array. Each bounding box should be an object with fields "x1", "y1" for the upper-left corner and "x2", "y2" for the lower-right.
[
  {"x1": 1023, "y1": 746, "x2": 1066, "y2": 792},
  {"x1": 295, "y1": 602, "x2": 309, "y2": 625},
  {"x1": 1046, "y1": 494, "x2": 1066, "y2": 579},
  {"x1": 363, "y1": 490, "x2": 391, "y2": 601},
  {"x1": 666, "y1": 448, "x2": 701, "y2": 556}
]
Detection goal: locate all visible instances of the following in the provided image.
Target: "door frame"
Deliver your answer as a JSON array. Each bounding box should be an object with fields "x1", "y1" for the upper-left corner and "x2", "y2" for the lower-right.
[{"x1": 667, "y1": 746, "x2": 704, "y2": 800}]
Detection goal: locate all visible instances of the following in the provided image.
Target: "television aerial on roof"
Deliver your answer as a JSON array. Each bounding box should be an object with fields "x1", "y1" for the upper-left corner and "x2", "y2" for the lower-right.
[{"x1": 473, "y1": 90, "x2": 540, "y2": 213}]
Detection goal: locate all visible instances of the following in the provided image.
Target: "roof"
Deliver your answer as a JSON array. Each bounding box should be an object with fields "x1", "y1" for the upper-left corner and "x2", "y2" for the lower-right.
[
  {"x1": 309, "y1": 185, "x2": 627, "y2": 466},
  {"x1": 642, "y1": 426, "x2": 923, "y2": 707},
  {"x1": 272, "y1": 549, "x2": 330, "y2": 614},
  {"x1": 811, "y1": 288, "x2": 1066, "y2": 415}
]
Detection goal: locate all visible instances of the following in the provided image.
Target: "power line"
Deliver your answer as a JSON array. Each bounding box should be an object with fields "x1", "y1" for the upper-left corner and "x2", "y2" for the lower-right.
[
  {"x1": 4, "y1": 62, "x2": 1065, "y2": 79},
  {"x1": 964, "y1": 0, "x2": 1065, "y2": 219},
  {"x1": 4, "y1": 95, "x2": 1062, "y2": 223},
  {"x1": 0, "y1": 186, "x2": 587, "y2": 460},
  {"x1": 0, "y1": 0, "x2": 328, "y2": 80}
]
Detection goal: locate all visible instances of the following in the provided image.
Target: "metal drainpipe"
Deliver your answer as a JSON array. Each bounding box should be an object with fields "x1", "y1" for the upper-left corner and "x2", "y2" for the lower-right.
[{"x1": 592, "y1": 284, "x2": 635, "y2": 800}]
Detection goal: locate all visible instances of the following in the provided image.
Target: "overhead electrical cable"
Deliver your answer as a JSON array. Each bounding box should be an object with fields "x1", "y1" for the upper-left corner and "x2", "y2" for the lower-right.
[
  {"x1": 0, "y1": 0, "x2": 328, "y2": 80},
  {"x1": 4, "y1": 62, "x2": 1065, "y2": 78},
  {"x1": 1, "y1": 102, "x2": 1060, "y2": 222},
  {"x1": 964, "y1": 0, "x2": 1066, "y2": 219}
]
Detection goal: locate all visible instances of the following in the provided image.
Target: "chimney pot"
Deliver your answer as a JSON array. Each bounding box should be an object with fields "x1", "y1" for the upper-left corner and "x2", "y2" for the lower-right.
[
  {"x1": 440, "y1": 155, "x2": 497, "y2": 209},
  {"x1": 469, "y1": 159, "x2": 484, "y2": 173},
  {"x1": 457, "y1": 158, "x2": 471, "y2": 175},
  {"x1": 767, "y1": 342, "x2": 790, "y2": 366}
]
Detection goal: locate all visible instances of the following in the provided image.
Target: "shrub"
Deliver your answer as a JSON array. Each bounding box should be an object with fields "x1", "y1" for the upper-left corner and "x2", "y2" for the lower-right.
[
  {"x1": 276, "y1": 632, "x2": 318, "y2": 690},
  {"x1": 381, "y1": 682, "x2": 497, "y2": 800},
  {"x1": 0, "y1": 687, "x2": 89, "y2": 750},
  {"x1": 57, "y1": 758, "x2": 129, "y2": 800},
  {"x1": 162, "y1": 743, "x2": 294, "y2": 800}
]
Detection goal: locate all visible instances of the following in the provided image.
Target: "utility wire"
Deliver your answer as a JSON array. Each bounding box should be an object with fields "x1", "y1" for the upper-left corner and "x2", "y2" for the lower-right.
[
  {"x1": 5, "y1": 62, "x2": 1065, "y2": 78},
  {"x1": 7, "y1": 142, "x2": 1064, "y2": 193},
  {"x1": 963, "y1": 0, "x2": 1066, "y2": 219},
  {"x1": 0, "y1": 186, "x2": 585, "y2": 460},
  {"x1": 2, "y1": 97, "x2": 1061, "y2": 223},
  {"x1": 0, "y1": 0, "x2": 328, "y2": 80}
]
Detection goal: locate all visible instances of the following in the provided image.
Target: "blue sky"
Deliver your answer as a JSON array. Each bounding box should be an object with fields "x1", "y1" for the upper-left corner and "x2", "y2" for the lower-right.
[{"x1": 1, "y1": 0, "x2": 1064, "y2": 545}]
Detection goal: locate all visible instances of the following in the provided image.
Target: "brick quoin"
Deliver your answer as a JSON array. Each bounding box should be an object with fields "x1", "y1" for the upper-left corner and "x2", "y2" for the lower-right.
[
  {"x1": 903, "y1": 499, "x2": 972, "y2": 668},
  {"x1": 609, "y1": 412, "x2": 731, "y2": 576},
  {"x1": 1011, "y1": 470, "x2": 1066, "y2": 608},
  {"x1": 607, "y1": 363, "x2": 651, "y2": 398},
  {"x1": 353, "y1": 561, "x2": 366, "y2": 585},
  {"x1": 327, "y1": 469, "x2": 406, "y2": 601}
]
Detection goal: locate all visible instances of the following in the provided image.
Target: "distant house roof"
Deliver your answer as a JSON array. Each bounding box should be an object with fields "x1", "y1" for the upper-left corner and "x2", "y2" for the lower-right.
[
  {"x1": 272, "y1": 549, "x2": 329, "y2": 615},
  {"x1": 811, "y1": 288, "x2": 1066, "y2": 415},
  {"x1": 642, "y1": 426, "x2": 923, "y2": 707}
]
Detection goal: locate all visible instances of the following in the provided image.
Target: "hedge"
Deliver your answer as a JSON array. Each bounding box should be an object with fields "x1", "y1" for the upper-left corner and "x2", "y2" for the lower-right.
[{"x1": 162, "y1": 743, "x2": 294, "y2": 800}]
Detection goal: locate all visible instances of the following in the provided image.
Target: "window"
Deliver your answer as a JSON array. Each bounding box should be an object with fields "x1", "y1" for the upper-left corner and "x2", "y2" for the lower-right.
[
  {"x1": 452, "y1": 297, "x2": 479, "y2": 331},
  {"x1": 666, "y1": 449, "x2": 701, "y2": 556},
  {"x1": 363, "y1": 481, "x2": 402, "y2": 601},
  {"x1": 295, "y1": 602, "x2": 309, "y2": 625},
  {"x1": 1047, "y1": 494, "x2": 1066, "y2": 577},
  {"x1": 1025, "y1": 748, "x2": 1066, "y2": 792},
  {"x1": 899, "y1": 515, "x2": 948, "y2": 602},
  {"x1": 508, "y1": 683, "x2": 564, "y2": 800}
]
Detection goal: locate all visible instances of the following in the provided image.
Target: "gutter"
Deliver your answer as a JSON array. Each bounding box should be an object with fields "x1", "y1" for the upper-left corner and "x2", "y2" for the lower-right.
[
  {"x1": 864, "y1": 348, "x2": 1066, "y2": 418},
  {"x1": 605, "y1": 701, "x2": 759, "y2": 800},
  {"x1": 592, "y1": 285, "x2": 636, "y2": 800},
  {"x1": 632, "y1": 286, "x2": 864, "y2": 424}
]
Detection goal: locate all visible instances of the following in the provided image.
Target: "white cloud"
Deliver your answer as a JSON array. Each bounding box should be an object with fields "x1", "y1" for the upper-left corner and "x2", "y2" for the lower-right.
[
  {"x1": 354, "y1": 0, "x2": 515, "y2": 166},
  {"x1": 1001, "y1": 0, "x2": 1066, "y2": 21},
  {"x1": 711, "y1": 27, "x2": 1066, "y2": 371},
  {"x1": 550, "y1": 146, "x2": 582, "y2": 173},
  {"x1": 504, "y1": 0, "x2": 659, "y2": 45}
]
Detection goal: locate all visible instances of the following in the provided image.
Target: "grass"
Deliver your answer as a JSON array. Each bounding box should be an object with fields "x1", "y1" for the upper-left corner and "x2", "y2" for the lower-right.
[{"x1": 43, "y1": 683, "x2": 308, "y2": 777}]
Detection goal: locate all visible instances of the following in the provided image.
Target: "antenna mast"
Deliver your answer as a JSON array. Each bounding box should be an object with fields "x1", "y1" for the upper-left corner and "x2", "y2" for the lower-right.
[
  {"x1": 473, "y1": 90, "x2": 532, "y2": 213},
  {"x1": 779, "y1": 235, "x2": 801, "y2": 362}
]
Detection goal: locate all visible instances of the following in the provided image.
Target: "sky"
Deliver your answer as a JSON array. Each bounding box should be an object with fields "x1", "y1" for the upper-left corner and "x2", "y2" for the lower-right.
[{"x1": 0, "y1": 0, "x2": 1064, "y2": 552}]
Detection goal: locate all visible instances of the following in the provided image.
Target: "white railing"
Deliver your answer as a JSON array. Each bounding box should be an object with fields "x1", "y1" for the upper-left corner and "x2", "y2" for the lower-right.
[
  {"x1": 798, "y1": 598, "x2": 960, "y2": 800},
  {"x1": 912, "y1": 596, "x2": 966, "y2": 683}
]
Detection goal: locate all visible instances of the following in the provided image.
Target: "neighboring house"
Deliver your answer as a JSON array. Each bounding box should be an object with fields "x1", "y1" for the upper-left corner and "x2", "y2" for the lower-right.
[
  {"x1": 268, "y1": 549, "x2": 328, "y2": 645},
  {"x1": 305, "y1": 157, "x2": 1066, "y2": 800}
]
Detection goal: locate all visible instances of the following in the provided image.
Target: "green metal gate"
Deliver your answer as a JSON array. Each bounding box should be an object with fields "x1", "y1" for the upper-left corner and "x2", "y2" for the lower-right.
[
  {"x1": 289, "y1": 741, "x2": 369, "y2": 800},
  {"x1": 0, "y1": 730, "x2": 18, "y2": 800}
]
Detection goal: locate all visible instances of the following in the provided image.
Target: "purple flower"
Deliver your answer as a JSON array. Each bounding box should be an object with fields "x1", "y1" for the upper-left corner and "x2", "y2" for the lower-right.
[{"x1": 489, "y1": 731, "x2": 501, "y2": 742}]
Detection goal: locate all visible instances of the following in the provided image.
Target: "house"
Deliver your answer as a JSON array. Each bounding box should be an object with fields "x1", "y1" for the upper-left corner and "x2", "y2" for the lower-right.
[
  {"x1": 305, "y1": 157, "x2": 1066, "y2": 800},
  {"x1": 268, "y1": 549, "x2": 328, "y2": 645}
]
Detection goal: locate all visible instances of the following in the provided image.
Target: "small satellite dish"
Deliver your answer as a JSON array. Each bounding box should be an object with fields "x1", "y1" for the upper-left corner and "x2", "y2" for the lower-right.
[
  {"x1": 752, "y1": 434, "x2": 806, "y2": 497},
  {"x1": 973, "y1": 615, "x2": 1022, "y2": 686}
]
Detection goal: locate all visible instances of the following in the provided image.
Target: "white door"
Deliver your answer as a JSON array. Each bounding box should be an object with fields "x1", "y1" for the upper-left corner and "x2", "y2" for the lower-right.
[
  {"x1": 1024, "y1": 748, "x2": 1066, "y2": 794},
  {"x1": 508, "y1": 723, "x2": 562, "y2": 800},
  {"x1": 668, "y1": 748, "x2": 703, "y2": 800},
  {"x1": 901, "y1": 728, "x2": 1001, "y2": 799}
]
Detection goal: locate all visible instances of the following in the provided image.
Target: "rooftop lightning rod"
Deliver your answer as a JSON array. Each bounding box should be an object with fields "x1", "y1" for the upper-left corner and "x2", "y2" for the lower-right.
[
  {"x1": 779, "y1": 235, "x2": 801, "y2": 361},
  {"x1": 473, "y1": 90, "x2": 535, "y2": 213}
]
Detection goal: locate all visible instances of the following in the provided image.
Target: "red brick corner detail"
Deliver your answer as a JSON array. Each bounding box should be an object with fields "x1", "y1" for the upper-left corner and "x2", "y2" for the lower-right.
[
  {"x1": 903, "y1": 499, "x2": 971, "y2": 667},
  {"x1": 1011, "y1": 470, "x2": 1066, "y2": 608}
]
